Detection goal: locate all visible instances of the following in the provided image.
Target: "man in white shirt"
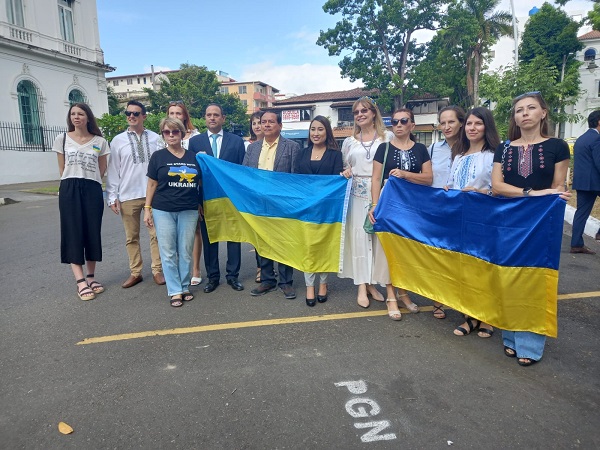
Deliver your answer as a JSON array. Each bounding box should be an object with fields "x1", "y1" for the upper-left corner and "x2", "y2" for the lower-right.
[{"x1": 106, "y1": 100, "x2": 165, "y2": 288}]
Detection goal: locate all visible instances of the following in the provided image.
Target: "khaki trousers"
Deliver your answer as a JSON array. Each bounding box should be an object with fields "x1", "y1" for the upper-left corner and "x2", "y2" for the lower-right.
[{"x1": 120, "y1": 198, "x2": 162, "y2": 275}]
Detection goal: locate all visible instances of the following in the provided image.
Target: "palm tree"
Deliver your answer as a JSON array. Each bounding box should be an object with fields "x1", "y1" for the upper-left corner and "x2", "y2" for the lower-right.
[{"x1": 446, "y1": 0, "x2": 512, "y2": 107}]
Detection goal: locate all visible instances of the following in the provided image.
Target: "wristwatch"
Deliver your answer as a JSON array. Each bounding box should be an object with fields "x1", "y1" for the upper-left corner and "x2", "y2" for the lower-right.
[{"x1": 523, "y1": 187, "x2": 532, "y2": 196}]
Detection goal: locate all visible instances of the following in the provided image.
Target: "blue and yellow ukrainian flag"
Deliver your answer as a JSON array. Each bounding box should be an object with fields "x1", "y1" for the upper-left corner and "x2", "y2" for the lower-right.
[
  {"x1": 374, "y1": 178, "x2": 566, "y2": 337},
  {"x1": 196, "y1": 154, "x2": 351, "y2": 273}
]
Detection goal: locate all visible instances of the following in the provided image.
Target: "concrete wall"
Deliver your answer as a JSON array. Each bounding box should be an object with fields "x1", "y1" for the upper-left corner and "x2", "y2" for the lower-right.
[{"x1": 0, "y1": 150, "x2": 59, "y2": 184}]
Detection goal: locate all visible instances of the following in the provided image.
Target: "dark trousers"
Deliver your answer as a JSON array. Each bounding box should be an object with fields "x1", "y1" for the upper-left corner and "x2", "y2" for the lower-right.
[
  {"x1": 199, "y1": 219, "x2": 241, "y2": 281},
  {"x1": 259, "y1": 254, "x2": 293, "y2": 288},
  {"x1": 571, "y1": 190, "x2": 600, "y2": 247},
  {"x1": 58, "y1": 178, "x2": 104, "y2": 265}
]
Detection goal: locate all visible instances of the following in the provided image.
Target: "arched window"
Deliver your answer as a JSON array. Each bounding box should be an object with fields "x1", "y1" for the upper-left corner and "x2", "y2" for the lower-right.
[
  {"x1": 17, "y1": 80, "x2": 43, "y2": 145},
  {"x1": 585, "y1": 48, "x2": 596, "y2": 62},
  {"x1": 68, "y1": 89, "x2": 87, "y2": 105}
]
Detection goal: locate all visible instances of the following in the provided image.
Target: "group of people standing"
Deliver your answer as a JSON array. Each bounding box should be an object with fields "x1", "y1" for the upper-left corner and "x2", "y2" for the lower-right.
[{"x1": 55, "y1": 90, "x2": 575, "y2": 367}]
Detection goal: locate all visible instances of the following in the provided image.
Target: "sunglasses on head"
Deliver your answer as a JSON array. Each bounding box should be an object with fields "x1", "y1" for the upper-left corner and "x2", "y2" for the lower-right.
[
  {"x1": 169, "y1": 100, "x2": 184, "y2": 106},
  {"x1": 514, "y1": 91, "x2": 541, "y2": 101},
  {"x1": 391, "y1": 117, "x2": 411, "y2": 126},
  {"x1": 125, "y1": 111, "x2": 141, "y2": 117},
  {"x1": 161, "y1": 129, "x2": 181, "y2": 136}
]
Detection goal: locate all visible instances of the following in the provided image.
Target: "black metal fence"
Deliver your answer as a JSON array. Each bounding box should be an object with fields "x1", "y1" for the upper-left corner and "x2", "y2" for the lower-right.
[{"x1": 0, "y1": 122, "x2": 67, "y2": 152}]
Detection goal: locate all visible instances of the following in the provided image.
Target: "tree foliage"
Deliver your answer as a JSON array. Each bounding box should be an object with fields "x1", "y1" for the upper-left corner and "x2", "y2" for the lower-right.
[
  {"x1": 106, "y1": 86, "x2": 121, "y2": 116},
  {"x1": 479, "y1": 56, "x2": 583, "y2": 139},
  {"x1": 144, "y1": 64, "x2": 248, "y2": 135},
  {"x1": 519, "y1": 3, "x2": 583, "y2": 69},
  {"x1": 317, "y1": 0, "x2": 450, "y2": 110}
]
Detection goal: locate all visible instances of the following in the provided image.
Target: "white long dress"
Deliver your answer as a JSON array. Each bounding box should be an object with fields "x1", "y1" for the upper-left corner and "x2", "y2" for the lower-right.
[{"x1": 338, "y1": 131, "x2": 393, "y2": 285}]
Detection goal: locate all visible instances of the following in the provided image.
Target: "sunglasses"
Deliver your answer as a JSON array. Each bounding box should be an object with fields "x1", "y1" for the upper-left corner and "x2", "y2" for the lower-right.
[
  {"x1": 125, "y1": 111, "x2": 141, "y2": 117},
  {"x1": 161, "y1": 129, "x2": 181, "y2": 136},
  {"x1": 391, "y1": 117, "x2": 411, "y2": 126},
  {"x1": 169, "y1": 100, "x2": 184, "y2": 106},
  {"x1": 353, "y1": 108, "x2": 371, "y2": 116},
  {"x1": 514, "y1": 91, "x2": 541, "y2": 101}
]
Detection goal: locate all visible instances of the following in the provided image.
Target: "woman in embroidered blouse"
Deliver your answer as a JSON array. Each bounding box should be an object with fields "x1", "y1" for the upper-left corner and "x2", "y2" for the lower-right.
[
  {"x1": 369, "y1": 108, "x2": 433, "y2": 320},
  {"x1": 445, "y1": 107, "x2": 499, "y2": 337},
  {"x1": 491, "y1": 92, "x2": 570, "y2": 366},
  {"x1": 53, "y1": 103, "x2": 110, "y2": 301},
  {"x1": 339, "y1": 96, "x2": 392, "y2": 308},
  {"x1": 294, "y1": 116, "x2": 343, "y2": 307}
]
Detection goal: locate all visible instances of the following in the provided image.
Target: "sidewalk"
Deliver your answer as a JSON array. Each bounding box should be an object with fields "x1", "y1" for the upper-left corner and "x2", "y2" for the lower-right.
[{"x1": 1, "y1": 180, "x2": 599, "y2": 240}]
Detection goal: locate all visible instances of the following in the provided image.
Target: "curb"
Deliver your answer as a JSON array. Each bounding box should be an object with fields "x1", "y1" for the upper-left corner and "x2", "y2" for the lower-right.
[{"x1": 564, "y1": 204, "x2": 600, "y2": 239}]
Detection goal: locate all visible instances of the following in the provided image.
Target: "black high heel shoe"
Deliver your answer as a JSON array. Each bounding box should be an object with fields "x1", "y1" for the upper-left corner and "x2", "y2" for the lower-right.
[
  {"x1": 306, "y1": 297, "x2": 316, "y2": 307},
  {"x1": 317, "y1": 294, "x2": 328, "y2": 303}
]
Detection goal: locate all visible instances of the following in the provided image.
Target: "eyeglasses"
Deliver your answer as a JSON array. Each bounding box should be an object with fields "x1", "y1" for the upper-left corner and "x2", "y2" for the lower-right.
[
  {"x1": 125, "y1": 111, "x2": 141, "y2": 117},
  {"x1": 161, "y1": 129, "x2": 181, "y2": 136},
  {"x1": 514, "y1": 91, "x2": 541, "y2": 101},
  {"x1": 353, "y1": 108, "x2": 371, "y2": 116},
  {"x1": 391, "y1": 117, "x2": 411, "y2": 126},
  {"x1": 169, "y1": 100, "x2": 184, "y2": 106}
]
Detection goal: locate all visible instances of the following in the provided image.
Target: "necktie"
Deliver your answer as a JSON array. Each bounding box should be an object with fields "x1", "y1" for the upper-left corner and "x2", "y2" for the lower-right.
[{"x1": 211, "y1": 134, "x2": 219, "y2": 158}]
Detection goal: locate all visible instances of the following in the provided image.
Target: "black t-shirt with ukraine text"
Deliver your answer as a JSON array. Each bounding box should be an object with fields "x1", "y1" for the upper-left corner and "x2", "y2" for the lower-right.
[{"x1": 147, "y1": 148, "x2": 200, "y2": 212}]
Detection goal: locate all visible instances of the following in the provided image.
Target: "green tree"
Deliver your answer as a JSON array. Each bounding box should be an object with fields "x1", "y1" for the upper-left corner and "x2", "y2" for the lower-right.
[
  {"x1": 519, "y1": 3, "x2": 583, "y2": 69},
  {"x1": 588, "y1": 3, "x2": 600, "y2": 31},
  {"x1": 145, "y1": 64, "x2": 248, "y2": 135},
  {"x1": 316, "y1": 0, "x2": 450, "y2": 110},
  {"x1": 97, "y1": 113, "x2": 127, "y2": 142},
  {"x1": 443, "y1": 0, "x2": 511, "y2": 107},
  {"x1": 518, "y1": 3, "x2": 583, "y2": 135},
  {"x1": 106, "y1": 86, "x2": 121, "y2": 116},
  {"x1": 479, "y1": 56, "x2": 583, "y2": 139}
]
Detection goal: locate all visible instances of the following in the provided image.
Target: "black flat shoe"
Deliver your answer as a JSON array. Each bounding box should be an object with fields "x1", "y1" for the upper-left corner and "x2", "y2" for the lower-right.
[
  {"x1": 317, "y1": 294, "x2": 328, "y2": 303},
  {"x1": 517, "y1": 358, "x2": 538, "y2": 367},
  {"x1": 306, "y1": 297, "x2": 316, "y2": 307}
]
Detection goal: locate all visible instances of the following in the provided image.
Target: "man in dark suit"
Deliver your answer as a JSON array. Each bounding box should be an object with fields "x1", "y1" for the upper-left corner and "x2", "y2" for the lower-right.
[
  {"x1": 570, "y1": 110, "x2": 600, "y2": 254},
  {"x1": 243, "y1": 111, "x2": 300, "y2": 299},
  {"x1": 189, "y1": 103, "x2": 246, "y2": 292}
]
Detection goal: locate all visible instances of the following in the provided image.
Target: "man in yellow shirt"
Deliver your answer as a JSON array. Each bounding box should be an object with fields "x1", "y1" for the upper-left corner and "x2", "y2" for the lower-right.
[{"x1": 243, "y1": 111, "x2": 300, "y2": 299}]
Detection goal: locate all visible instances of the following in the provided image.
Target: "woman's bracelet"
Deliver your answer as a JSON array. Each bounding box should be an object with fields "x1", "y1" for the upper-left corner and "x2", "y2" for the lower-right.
[{"x1": 143, "y1": 205, "x2": 152, "y2": 209}]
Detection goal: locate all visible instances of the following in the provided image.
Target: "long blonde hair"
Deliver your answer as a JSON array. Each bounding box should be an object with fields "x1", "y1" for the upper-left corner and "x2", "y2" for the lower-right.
[{"x1": 352, "y1": 96, "x2": 386, "y2": 140}]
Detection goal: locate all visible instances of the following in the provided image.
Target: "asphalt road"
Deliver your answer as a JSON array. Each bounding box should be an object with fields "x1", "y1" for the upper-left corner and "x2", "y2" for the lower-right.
[{"x1": 0, "y1": 189, "x2": 598, "y2": 449}]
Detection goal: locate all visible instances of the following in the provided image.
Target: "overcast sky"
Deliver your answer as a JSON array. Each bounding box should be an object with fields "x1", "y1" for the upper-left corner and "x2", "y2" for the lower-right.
[{"x1": 98, "y1": 0, "x2": 594, "y2": 95}]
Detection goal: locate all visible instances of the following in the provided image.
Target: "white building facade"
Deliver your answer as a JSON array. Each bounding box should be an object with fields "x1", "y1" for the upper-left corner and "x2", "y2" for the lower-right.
[{"x1": 0, "y1": 0, "x2": 113, "y2": 184}]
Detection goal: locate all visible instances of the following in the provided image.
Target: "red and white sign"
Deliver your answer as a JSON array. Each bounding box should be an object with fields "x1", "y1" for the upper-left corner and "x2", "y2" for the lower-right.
[{"x1": 282, "y1": 110, "x2": 300, "y2": 122}]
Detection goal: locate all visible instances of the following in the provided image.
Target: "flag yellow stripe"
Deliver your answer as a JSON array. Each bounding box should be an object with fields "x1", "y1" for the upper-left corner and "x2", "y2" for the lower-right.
[
  {"x1": 377, "y1": 232, "x2": 559, "y2": 337},
  {"x1": 204, "y1": 197, "x2": 342, "y2": 273}
]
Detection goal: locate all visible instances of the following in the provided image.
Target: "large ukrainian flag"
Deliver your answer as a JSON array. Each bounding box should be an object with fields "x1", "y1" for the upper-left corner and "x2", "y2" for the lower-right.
[
  {"x1": 374, "y1": 178, "x2": 566, "y2": 337},
  {"x1": 196, "y1": 153, "x2": 351, "y2": 273}
]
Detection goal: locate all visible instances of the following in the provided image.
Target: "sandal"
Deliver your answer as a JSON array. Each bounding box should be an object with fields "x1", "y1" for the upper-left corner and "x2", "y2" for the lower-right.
[
  {"x1": 504, "y1": 346, "x2": 516, "y2": 358},
  {"x1": 190, "y1": 276, "x2": 203, "y2": 286},
  {"x1": 478, "y1": 324, "x2": 494, "y2": 338},
  {"x1": 86, "y1": 274, "x2": 104, "y2": 294},
  {"x1": 432, "y1": 304, "x2": 446, "y2": 319},
  {"x1": 367, "y1": 285, "x2": 384, "y2": 302},
  {"x1": 76, "y1": 278, "x2": 95, "y2": 301},
  {"x1": 170, "y1": 296, "x2": 183, "y2": 307},
  {"x1": 453, "y1": 317, "x2": 480, "y2": 336},
  {"x1": 517, "y1": 358, "x2": 538, "y2": 367},
  {"x1": 396, "y1": 292, "x2": 419, "y2": 313},
  {"x1": 386, "y1": 299, "x2": 402, "y2": 321},
  {"x1": 255, "y1": 267, "x2": 261, "y2": 283},
  {"x1": 182, "y1": 292, "x2": 194, "y2": 302}
]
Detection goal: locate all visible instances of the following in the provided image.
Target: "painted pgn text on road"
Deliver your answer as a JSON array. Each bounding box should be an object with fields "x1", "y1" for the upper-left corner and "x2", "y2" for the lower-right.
[{"x1": 335, "y1": 380, "x2": 397, "y2": 443}]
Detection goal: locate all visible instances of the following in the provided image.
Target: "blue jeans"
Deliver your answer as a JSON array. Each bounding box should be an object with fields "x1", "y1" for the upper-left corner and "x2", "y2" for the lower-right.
[
  {"x1": 502, "y1": 330, "x2": 546, "y2": 361},
  {"x1": 152, "y1": 209, "x2": 198, "y2": 297}
]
